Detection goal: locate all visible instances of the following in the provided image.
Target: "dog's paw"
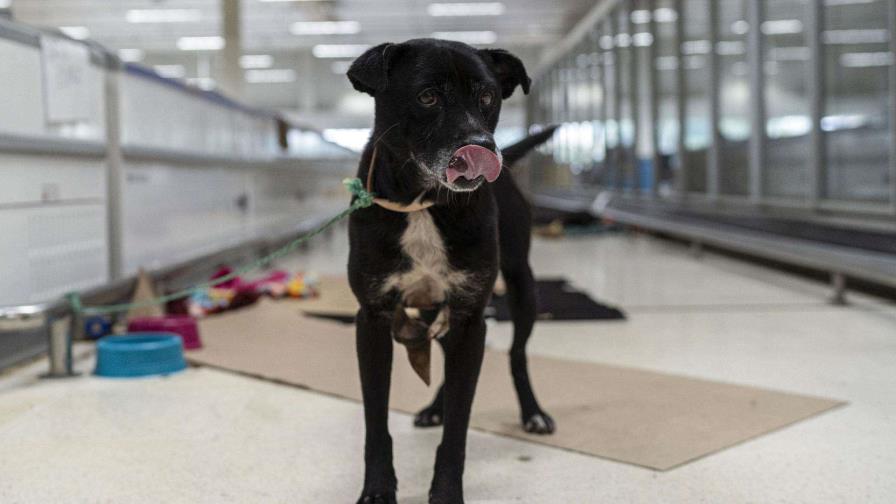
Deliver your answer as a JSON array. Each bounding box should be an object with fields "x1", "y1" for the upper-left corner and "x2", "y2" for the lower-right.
[
  {"x1": 414, "y1": 406, "x2": 444, "y2": 428},
  {"x1": 523, "y1": 410, "x2": 556, "y2": 435},
  {"x1": 356, "y1": 492, "x2": 396, "y2": 504}
]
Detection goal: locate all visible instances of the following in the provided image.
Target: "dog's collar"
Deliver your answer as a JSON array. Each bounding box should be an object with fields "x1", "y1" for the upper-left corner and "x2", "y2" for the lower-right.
[{"x1": 366, "y1": 146, "x2": 434, "y2": 213}]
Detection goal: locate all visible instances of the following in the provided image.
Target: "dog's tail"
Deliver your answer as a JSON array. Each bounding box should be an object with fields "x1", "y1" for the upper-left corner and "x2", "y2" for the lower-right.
[{"x1": 500, "y1": 125, "x2": 559, "y2": 167}]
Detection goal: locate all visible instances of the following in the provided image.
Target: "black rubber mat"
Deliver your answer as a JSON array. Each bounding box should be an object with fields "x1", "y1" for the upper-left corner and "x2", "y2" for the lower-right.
[{"x1": 486, "y1": 278, "x2": 626, "y2": 321}]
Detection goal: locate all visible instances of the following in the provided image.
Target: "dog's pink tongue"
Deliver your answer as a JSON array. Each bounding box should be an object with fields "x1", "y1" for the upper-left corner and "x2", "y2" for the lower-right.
[{"x1": 445, "y1": 145, "x2": 501, "y2": 184}]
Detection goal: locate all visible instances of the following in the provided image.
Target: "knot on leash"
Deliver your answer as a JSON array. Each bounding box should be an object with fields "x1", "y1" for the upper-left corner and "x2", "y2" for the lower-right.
[
  {"x1": 66, "y1": 291, "x2": 84, "y2": 316},
  {"x1": 343, "y1": 177, "x2": 375, "y2": 209}
]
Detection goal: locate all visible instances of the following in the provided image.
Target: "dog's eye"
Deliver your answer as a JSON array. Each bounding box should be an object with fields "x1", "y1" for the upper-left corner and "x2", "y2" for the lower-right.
[
  {"x1": 480, "y1": 91, "x2": 494, "y2": 107},
  {"x1": 417, "y1": 89, "x2": 438, "y2": 107}
]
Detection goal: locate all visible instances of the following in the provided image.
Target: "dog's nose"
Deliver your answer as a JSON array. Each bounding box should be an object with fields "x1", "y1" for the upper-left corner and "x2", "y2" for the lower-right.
[{"x1": 463, "y1": 134, "x2": 496, "y2": 152}]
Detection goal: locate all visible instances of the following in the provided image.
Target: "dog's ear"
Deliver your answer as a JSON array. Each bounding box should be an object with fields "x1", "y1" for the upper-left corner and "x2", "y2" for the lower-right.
[
  {"x1": 347, "y1": 43, "x2": 405, "y2": 96},
  {"x1": 478, "y1": 48, "x2": 531, "y2": 99}
]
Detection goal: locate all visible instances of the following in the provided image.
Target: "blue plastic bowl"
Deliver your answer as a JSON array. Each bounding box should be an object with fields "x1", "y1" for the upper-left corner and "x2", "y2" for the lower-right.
[{"x1": 95, "y1": 333, "x2": 187, "y2": 378}]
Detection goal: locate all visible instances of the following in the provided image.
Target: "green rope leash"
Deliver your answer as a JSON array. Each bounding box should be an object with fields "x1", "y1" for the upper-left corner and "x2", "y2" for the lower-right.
[{"x1": 68, "y1": 178, "x2": 375, "y2": 317}]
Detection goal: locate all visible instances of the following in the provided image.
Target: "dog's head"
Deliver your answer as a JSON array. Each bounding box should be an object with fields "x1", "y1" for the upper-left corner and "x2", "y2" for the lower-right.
[{"x1": 348, "y1": 39, "x2": 530, "y2": 192}]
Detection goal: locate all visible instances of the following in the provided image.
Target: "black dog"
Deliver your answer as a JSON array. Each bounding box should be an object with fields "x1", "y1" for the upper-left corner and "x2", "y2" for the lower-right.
[{"x1": 346, "y1": 38, "x2": 554, "y2": 504}]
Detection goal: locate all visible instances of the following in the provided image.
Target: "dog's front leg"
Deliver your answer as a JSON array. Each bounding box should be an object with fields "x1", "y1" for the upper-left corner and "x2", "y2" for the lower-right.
[
  {"x1": 429, "y1": 317, "x2": 486, "y2": 504},
  {"x1": 355, "y1": 307, "x2": 397, "y2": 504}
]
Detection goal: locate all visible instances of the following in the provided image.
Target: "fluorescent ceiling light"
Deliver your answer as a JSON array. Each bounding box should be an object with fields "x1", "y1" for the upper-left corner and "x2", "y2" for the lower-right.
[
  {"x1": 761, "y1": 19, "x2": 803, "y2": 35},
  {"x1": 653, "y1": 7, "x2": 678, "y2": 23},
  {"x1": 600, "y1": 35, "x2": 614, "y2": 50},
  {"x1": 615, "y1": 33, "x2": 631, "y2": 48},
  {"x1": 291, "y1": 20, "x2": 360, "y2": 35},
  {"x1": 431, "y1": 30, "x2": 497, "y2": 44},
  {"x1": 177, "y1": 36, "x2": 225, "y2": 51},
  {"x1": 330, "y1": 60, "x2": 352, "y2": 74},
  {"x1": 312, "y1": 44, "x2": 370, "y2": 58},
  {"x1": 240, "y1": 54, "x2": 274, "y2": 69},
  {"x1": 0, "y1": 0, "x2": 11, "y2": 8},
  {"x1": 59, "y1": 26, "x2": 90, "y2": 40},
  {"x1": 187, "y1": 77, "x2": 216, "y2": 90},
  {"x1": 126, "y1": 9, "x2": 201, "y2": 23},
  {"x1": 630, "y1": 10, "x2": 651, "y2": 24},
  {"x1": 118, "y1": 48, "x2": 145, "y2": 62},
  {"x1": 245, "y1": 68, "x2": 297, "y2": 83},
  {"x1": 154, "y1": 64, "x2": 186, "y2": 79},
  {"x1": 682, "y1": 39, "x2": 711, "y2": 55},
  {"x1": 427, "y1": 2, "x2": 505, "y2": 17},
  {"x1": 840, "y1": 51, "x2": 894, "y2": 68},
  {"x1": 731, "y1": 20, "x2": 749, "y2": 35},
  {"x1": 632, "y1": 32, "x2": 654, "y2": 47},
  {"x1": 823, "y1": 29, "x2": 889, "y2": 45},
  {"x1": 825, "y1": 0, "x2": 876, "y2": 5}
]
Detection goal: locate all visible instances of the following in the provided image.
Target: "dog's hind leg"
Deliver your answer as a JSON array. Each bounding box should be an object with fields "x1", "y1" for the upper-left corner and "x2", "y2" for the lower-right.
[
  {"x1": 502, "y1": 260, "x2": 556, "y2": 434},
  {"x1": 355, "y1": 308, "x2": 398, "y2": 504},
  {"x1": 495, "y1": 173, "x2": 556, "y2": 435}
]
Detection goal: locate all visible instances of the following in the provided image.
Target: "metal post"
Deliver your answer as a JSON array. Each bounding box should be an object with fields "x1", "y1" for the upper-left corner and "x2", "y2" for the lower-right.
[
  {"x1": 807, "y1": 0, "x2": 825, "y2": 207},
  {"x1": 601, "y1": 21, "x2": 611, "y2": 187},
  {"x1": 612, "y1": 13, "x2": 623, "y2": 190},
  {"x1": 44, "y1": 314, "x2": 77, "y2": 378},
  {"x1": 889, "y1": 0, "x2": 896, "y2": 215},
  {"x1": 747, "y1": 0, "x2": 766, "y2": 204},
  {"x1": 105, "y1": 67, "x2": 124, "y2": 281},
  {"x1": 626, "y1": 1, "x2": 641, "y2": 195},
  {"x1": 648, "y1": 0, "x2": 660, "y2": 198},
  {"x1": 830, "y1": 272, "x2": 847, "y2": 306},
  {"x1": 589, "y1": 29, "x2": 601, "y2": 178},
  {"x1": 674, "y1": 0, "x2": 687, "y2": 197},
  {"x1": 707, "y1": 0, "x2": 721, "y2": 200}
]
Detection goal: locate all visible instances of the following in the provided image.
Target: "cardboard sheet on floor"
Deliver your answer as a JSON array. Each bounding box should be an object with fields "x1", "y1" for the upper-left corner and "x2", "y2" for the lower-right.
[
  {"x1": 296, "y1": 276, "x2": 357, "y2": 320},
  {"x1": 190, "y1": 299, "x2": 843, "y2": 470}
]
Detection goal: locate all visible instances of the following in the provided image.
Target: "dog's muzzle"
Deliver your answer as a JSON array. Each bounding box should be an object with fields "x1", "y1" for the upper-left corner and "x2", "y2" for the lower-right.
[{"x1": 446, "y1": 145, "x2": 502, "y2": 184}]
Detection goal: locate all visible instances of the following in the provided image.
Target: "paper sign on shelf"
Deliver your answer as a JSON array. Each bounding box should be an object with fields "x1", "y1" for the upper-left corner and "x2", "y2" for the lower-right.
[{"x1": 40, "y1": 36, "x2": 92, "y2": 124}]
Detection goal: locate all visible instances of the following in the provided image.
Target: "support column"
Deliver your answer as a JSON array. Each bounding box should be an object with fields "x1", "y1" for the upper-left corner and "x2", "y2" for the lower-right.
[
  {"x1": 298, "y1": 50, "x2": 316, "y2": 113},
  {"x1": 747, "y1": 0, "x2": 766, "y2": 204},
  {"x1": 105, "y1": 68, "x2": 124, "y2": 281},
  {"x1": 220, "y1": 0, "x2": 244, "y2": 99}
]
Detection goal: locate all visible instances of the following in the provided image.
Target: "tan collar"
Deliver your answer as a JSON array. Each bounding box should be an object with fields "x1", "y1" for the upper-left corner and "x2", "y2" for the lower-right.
[{"x1": 366, "y1": 146, "x2": 434, "y2": 213}]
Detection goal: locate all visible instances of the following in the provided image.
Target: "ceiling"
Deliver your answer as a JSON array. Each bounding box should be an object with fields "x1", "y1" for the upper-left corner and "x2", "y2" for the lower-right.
[{"x1": 8, "y1": 0, "x2": 598, "y2": 127}]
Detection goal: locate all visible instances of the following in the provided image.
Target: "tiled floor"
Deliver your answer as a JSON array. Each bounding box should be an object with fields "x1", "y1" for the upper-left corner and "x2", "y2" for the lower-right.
[{"x1": 2, "y1": 230, "x2": 895, "y2": 503}]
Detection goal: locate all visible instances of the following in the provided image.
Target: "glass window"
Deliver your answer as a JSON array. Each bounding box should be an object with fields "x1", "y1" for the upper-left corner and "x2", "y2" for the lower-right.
[
  {"x1": 764, "y1": 0, "x2": 811, "y2": 198},
  {"x1": 654, "y1": 0, "x2": 681, "y2": 197},
  {"x1": 717, "y1": 0, "x2": 750, "y2": 196},
  {"x1": 683, "y1": 0, "x2": 711, "y2": 193},
  {"x1": 823, "y1": 0, "x2": 891, "y2": 202}
]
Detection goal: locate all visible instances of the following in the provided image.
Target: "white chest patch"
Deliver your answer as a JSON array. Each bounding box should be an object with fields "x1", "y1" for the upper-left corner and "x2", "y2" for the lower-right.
[{"x1": 381, "y1": 211, "x2": 469, "y2": 305}]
